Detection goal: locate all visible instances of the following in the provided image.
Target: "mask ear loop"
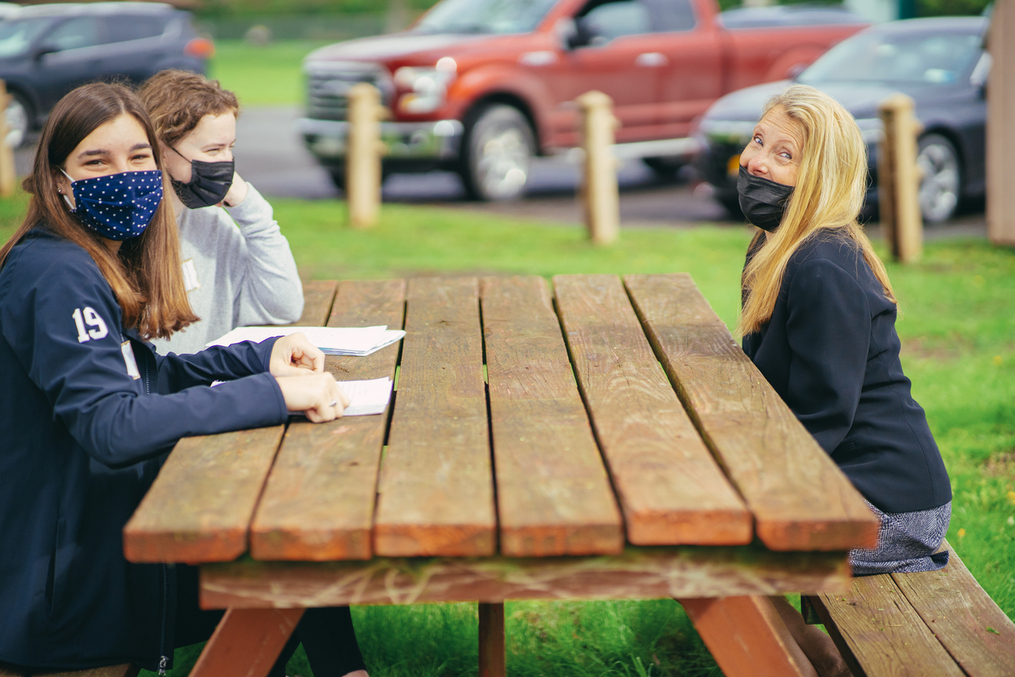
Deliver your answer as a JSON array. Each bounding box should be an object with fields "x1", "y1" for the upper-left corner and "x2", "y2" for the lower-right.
[
  {"x1": 169, "y1": 145, "x2": 193, "y2": 164},
  {"x1": 59, "y1": 168, "x2": 77, "y2": 212}
]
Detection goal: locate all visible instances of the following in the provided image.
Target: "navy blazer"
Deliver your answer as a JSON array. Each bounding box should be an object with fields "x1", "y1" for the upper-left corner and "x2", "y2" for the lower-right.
[
  {"x1": 0, "y1": 229, "x2": 289, "y2": 670},
  {"x1": 742, "y1": 230, "x2": 951, "y2": 514}
]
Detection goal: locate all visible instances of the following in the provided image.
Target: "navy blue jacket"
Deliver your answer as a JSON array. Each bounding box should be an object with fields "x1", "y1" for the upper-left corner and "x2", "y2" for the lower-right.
[
  {"x1": 0, "y1": 229, "x2": 289, "y2": 669},
  {"x1": 742, "y1": 230, "x2": 951, "y2": 514}
]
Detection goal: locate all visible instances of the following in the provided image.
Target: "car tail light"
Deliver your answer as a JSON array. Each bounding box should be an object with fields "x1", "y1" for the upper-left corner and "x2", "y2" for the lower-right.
[{"x1": 185, "y1": 37, "x2": 215, "y2": 59}]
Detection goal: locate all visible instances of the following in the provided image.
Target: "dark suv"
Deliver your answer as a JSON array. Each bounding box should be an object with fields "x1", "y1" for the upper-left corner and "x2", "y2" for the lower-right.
[{"x1": 0, "y1": 2, "x2": 213, "y2": 146}]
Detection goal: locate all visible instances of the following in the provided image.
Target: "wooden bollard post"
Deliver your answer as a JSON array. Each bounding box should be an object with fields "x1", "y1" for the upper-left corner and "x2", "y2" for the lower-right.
[
  {"x1": 0, "y1": 80, "x2": 16, "y2": 197},
  {"x1": 987, "y1": 0, "x2": 1015, "y2": 246},
  {"x1": 576, "y1": 90, "x2": 619, "y2": 245},
  {"x1": 346, "y1": 82, "x2": 384, "y2": 229},
  {"x1": 877, "y1": 93, "x2": 922, "y2": 263}
]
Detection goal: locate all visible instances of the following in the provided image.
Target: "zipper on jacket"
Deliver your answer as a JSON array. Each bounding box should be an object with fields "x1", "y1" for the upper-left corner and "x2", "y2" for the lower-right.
[
  {"x1": 140, "y1": 341, "x2": 170, "y2": 676},
  {"x1": 158, "y1": 563, "x2": 169, "y2": 676}
]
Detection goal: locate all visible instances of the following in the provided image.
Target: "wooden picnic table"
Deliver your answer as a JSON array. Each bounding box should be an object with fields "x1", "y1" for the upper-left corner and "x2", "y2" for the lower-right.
[{"x1": 123, "y1": 274, "x2": 878, "y2": 677}]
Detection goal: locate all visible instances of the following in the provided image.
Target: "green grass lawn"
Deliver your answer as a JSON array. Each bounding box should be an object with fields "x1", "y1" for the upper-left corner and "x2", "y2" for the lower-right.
[
  {"x1": 206, "y1": 39, "x2": 333, "y2": 106},
  {"x1": 1, "y1": 194, "x2": 1012, "y2": 676}
]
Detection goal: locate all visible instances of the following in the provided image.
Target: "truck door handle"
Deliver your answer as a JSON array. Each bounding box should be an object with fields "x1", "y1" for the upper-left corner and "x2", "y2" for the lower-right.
[{"x1": 636, "y1": 52, "x2": 668, "y2": 67}]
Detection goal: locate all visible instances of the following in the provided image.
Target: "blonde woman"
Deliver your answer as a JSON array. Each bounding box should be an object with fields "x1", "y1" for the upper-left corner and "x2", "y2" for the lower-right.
[{"x1": 735, "y1": 84, "x2": 951, "y2": 676}]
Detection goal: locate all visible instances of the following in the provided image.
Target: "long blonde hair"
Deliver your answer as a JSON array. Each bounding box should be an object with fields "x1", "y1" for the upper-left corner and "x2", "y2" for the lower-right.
[
  {"x1": 0, "y1": 82, "x2": 198, "y2": 339},
  {"x1": 737, "y1": 84, "x2": 895, "y2": 337}
]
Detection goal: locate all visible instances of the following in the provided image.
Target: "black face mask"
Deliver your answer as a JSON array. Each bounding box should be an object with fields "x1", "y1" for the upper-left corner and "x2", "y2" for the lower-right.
[
  {"x1": 170, "y1": 146, "x2": 235, "y2": 209},
  {"x1": 737, "y1": 165, "x2": 795, "y2": 232}
]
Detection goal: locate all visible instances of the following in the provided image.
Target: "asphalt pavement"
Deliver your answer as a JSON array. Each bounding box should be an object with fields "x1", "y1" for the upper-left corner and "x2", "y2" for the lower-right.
[{"x1": 14, "y1": 104, "x2": 987, "y2": 239}]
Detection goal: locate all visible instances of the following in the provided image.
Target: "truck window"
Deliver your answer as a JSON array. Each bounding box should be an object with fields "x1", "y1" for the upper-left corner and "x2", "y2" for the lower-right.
[
  {"x1": 642, "y1": 0, "x2": 697, "y2": 32},
  {"x1": 414, "y1": 0, "x2": 559, "y2": 35},
  {"x1": 577, "y1": 0, "x2": 651, "y2": 44}
]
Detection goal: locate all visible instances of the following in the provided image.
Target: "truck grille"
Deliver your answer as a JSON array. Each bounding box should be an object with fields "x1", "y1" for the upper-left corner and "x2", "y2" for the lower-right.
[{"x1": 305, "y1": 61, "x2": 393, "y2": 121}]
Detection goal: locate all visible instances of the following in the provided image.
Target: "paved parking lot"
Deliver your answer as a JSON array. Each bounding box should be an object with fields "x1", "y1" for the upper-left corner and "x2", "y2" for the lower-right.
[{"x1": 14, "y1": 104, "x2": 986, "y2": 239}]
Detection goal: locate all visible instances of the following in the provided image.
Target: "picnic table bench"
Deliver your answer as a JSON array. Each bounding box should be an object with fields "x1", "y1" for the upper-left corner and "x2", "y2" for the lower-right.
[
  {"x1": 803, "y1": 539, "x2": 1015, "y2": 677},
  {"x1": 121, "y1": 273, "x2": 885, "y2": 677}
]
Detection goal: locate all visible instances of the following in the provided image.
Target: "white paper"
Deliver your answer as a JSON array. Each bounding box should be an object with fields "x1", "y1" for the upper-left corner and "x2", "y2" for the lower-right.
[
  {"x1": 291, "y1": 377, "x2": 393, "y2": 418},
  {"x1": 337, "y1": 377, "x2": 394, "y2": 416},
  {"x1": 207, "y1": 325, "x2": 405, "y2": 356}
]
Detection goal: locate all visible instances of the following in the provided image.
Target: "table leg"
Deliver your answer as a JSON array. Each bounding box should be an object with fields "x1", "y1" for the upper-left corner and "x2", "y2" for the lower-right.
[
  {"x1": 679, "y1": 596, "x2": 812, "y2": 677},
  {"x1": 189, "y1": 607, "x2": 305, "y2": 677},
  {"x1": 478, "y1": 602, "x2": 506, "y2": 677}
]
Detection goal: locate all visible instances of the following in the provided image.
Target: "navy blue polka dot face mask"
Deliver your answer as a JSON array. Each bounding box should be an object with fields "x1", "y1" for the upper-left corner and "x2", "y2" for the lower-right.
[{"x1": 61, "y1": 169, "x2": 163, "y2": 240}]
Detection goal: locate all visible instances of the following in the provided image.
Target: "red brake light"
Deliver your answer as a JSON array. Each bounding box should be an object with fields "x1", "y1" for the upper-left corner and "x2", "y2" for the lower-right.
[{"x1": 185, "y1": 37, "x2": 215, "y2": 59}]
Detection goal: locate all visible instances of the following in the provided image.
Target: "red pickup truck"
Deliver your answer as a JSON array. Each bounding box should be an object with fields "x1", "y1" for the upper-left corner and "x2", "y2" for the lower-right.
[{"x1": 299, "y1": 0, "x2": 867, "y2": 200}]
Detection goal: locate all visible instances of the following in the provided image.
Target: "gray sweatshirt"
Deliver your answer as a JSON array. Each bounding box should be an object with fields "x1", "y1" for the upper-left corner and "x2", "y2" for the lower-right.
[{"x1": 151, "y1": 182, "x2": 303, "y2": 355}]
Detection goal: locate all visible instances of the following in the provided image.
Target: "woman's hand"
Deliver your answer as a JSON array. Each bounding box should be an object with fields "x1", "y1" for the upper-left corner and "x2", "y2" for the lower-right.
[
  {"x1": 276, "y1": 372, "x2": 351, "y2": 423},
  {"x1": 222, "y1": 171, "x2": 249, "y2": 207},
  {"x1": 270, "y1": 332, "x2": 324, "y2": 376}
]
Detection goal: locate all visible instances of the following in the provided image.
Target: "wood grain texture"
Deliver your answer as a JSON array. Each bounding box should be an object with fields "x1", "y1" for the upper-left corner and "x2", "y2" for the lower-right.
[
  {"x1": 33, "y1": 667, "x2": 138, "y2": 677},
  {"x1": 554, "y1": 274, "x2": 751, "y2": 546},
  {"x1": 893, "y1": 540, "x2": 1015, "y2": 677},
  {"x1": 199, "y1": 546, "x2": 851, "y2": 608},
  {"x1": 816, "y1": 574, "x2": 964, "y2": 677},
  {"x1": 680, "y1": 596, "x2": 809, "y2": 677},
  {"x1": 624, "y1": 273, "x2": 878, "y2": 551},
  {"x1": 291, "y1": 280, "x2": 338, "y2": 327},
  {"x1": 189, "y1": 608, "x2": 304, "y2": 677},
  {"x1": 481, "y1": 276, "x2": 623, "y2": 557},
  {"x1": 123, "y1": 427, "x2": 285, "y2": 563},
  {"x1": 478, "y1": 603, "x2": 506, "y2": 677},
  {"x1": 374, "y1": 277, "x2": 495, "y2": 557},
  {"x1": 250, "y1": 280, "x2": 406, "y2": 561}
]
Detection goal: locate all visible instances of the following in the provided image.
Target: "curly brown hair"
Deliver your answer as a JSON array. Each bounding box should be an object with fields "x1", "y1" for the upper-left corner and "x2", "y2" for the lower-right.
[{"x1": 137, "y1": 69, "x2": 240, "y2": 148}]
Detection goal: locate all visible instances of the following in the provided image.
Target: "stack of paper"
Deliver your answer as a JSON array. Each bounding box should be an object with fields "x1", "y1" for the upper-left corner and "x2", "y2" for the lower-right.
[
  {"x1": 207, "y1": 325, "x2": 405, "y2": 357},
  {"x1": 336, "y1": 377, "x2": 394, "y2": 416},
  {"x1": 290, "y1": 377, "x2": 393, "y2": 418}
]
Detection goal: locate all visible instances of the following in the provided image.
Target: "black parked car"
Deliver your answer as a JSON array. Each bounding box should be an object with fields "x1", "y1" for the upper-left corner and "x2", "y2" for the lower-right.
[
  {"x1": 696, "y1": 16, "x2": 990, "y2": 223},
  {"x1": 1, "y1": 2, "x2": 213, "y2": 147}
]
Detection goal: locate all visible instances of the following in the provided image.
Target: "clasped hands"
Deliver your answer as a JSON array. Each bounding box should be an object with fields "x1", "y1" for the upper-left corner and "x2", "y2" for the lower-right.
[{"x1": 270, "y1": 332, "x2": 350, "y2": 422}]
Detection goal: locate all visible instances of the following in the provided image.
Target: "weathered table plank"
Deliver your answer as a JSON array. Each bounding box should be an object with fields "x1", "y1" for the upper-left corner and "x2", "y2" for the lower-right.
[
  {"x1": 189, "y1": 608, "x2": 304, "y2": 677},
  {"x1": 681, "y1": 596, "x2": 810, "y2": 677},
  {"x1": 199, "y1": 546, "x2": 851, "y2": 609},
  {"x1": 481, "y1": 276, "x2": 623, "y2": 557},
  {"x1": 374, "y1": 277, "x2": 495, "y2": 557},
  {"x1": 123, "y1": 427, "x2": 285, "y2": 563},
  {"x1": 893, "y1": 540, "x2": 1015, "y2": 677},
  {"x1": 553, "y1": 274, "x2": 752, "y2": 546},
  {"x1": 815, "y1": 574, "x2": 965, "y2": 677},
  {"x1": 291, "y1": 280, "x2": 338, "y2": 327},
  {"x1": 624, "y1": 273, "x2": 878, "y2": 552},
  {"x1": 249, "y1": 280, "x2": 407, "y2": 561}
]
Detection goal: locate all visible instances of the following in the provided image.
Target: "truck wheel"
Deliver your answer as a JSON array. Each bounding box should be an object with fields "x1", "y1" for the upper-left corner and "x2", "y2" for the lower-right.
[
  {"x1": 718, "y1": 192, "x2": 743, "y2": 220},
  {"x1": 643, "y1": 156, "x2": 686, "y2": 182},
  {"x1": 916, "y1": 133, "x2": 961, "y2": 223},
  {"x1": 328, "y1": 168, "x2": 347, "y2": 194},
  {"x1": 4, "y1": 91, "x2": 31, "y2": 148},
  {"x1": 460, "y1": 104, "x2": 534, "y2": 201}
]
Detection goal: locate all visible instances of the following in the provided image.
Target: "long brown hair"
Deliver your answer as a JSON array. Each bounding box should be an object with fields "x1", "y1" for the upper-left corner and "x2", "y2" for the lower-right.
[
  {"x1": 737, "y1": 84, "x2": 895, "y2": 337},
  {"x1": 0, "y1": 82, "x2": 198, "y2": 339}
]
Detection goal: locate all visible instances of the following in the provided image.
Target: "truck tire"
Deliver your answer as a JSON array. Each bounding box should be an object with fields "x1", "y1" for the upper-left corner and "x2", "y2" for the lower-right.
[
  {"x1": 460, "y1": 104, "x2": 535, "y2": 201},
  {"x1": 4, "y1": 91, "x2": 31, "y2": 148},
  {"x1": 328, "y1": 167, "x2": 347, "y2": 193},
  {"x1": 916, "y1": 133, "x2": 961, "y2": 223},
  {"x1": 642, "y1": 156, "x2": 686, "y2": 182}
]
